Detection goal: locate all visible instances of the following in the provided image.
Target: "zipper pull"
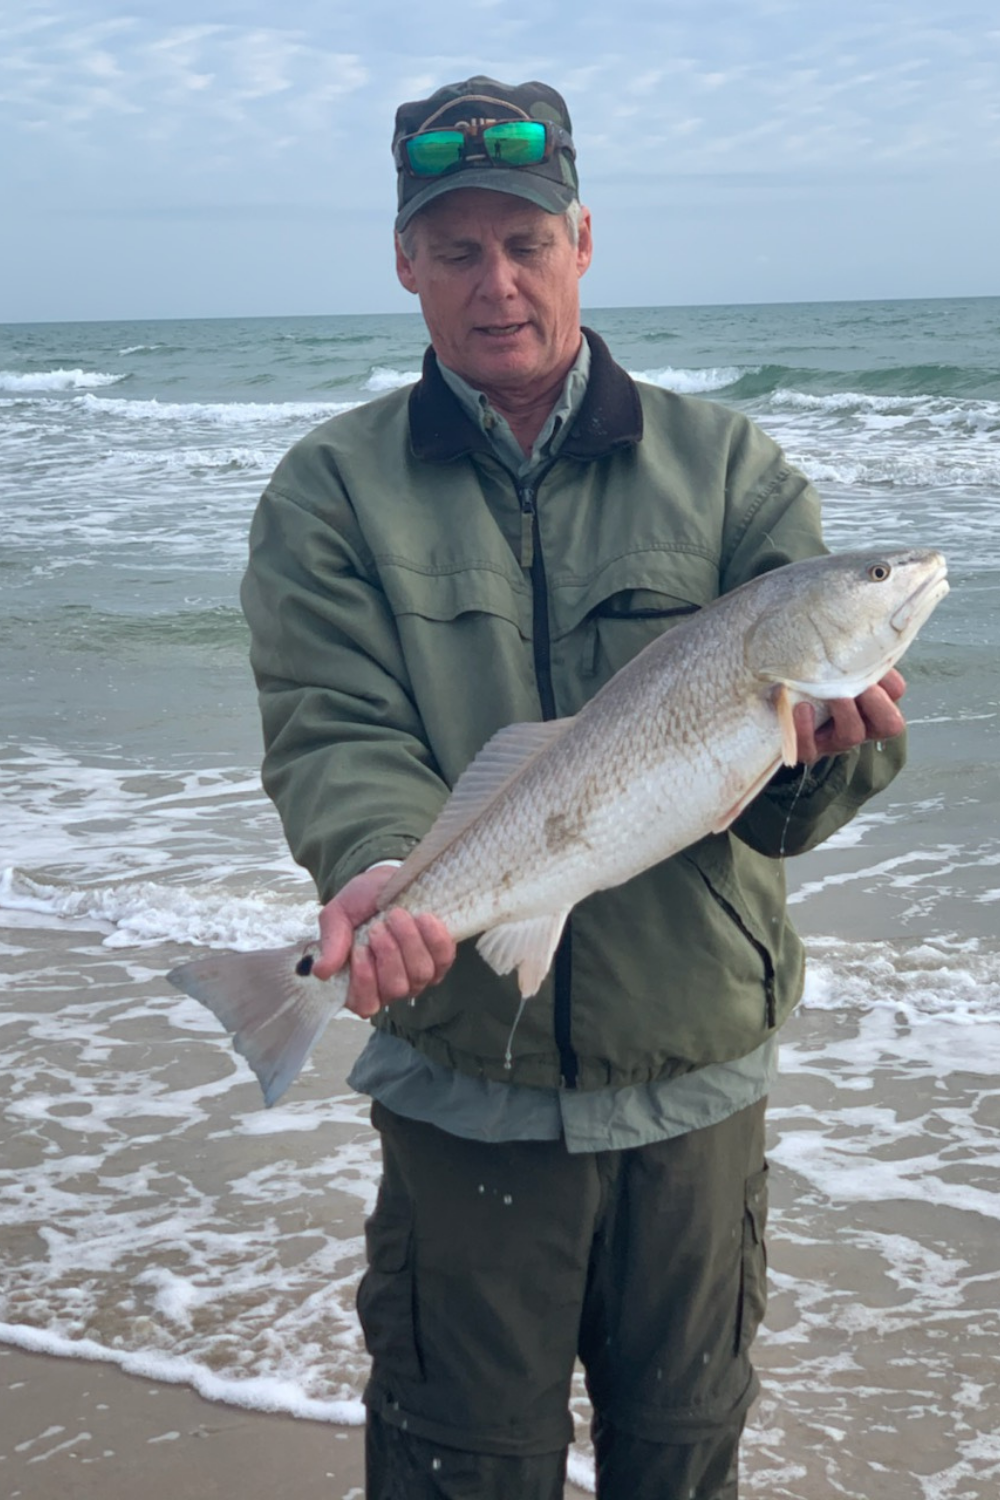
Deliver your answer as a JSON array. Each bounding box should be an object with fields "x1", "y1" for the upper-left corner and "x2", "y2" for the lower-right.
[{"x1": 519, "y1": 487, "x2": 535, "y2": 569}]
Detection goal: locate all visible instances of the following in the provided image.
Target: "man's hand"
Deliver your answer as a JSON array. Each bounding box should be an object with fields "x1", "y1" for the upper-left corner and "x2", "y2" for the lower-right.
[
  {"x1": 312, "y1": 865, "x2": 457, "y2": 1018},
  {"x1": 793, "y1": 667, "x2": 907, "y2": 765}
]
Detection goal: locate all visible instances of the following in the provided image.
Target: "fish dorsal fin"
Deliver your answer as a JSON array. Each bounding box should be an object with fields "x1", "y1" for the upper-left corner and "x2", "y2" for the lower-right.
[
  {"x1": 476, "y1": 910, "x2": 570, "y2": 997},
  {"x1": 381, "y1": 718, "x2": 574, "y2": 904}
]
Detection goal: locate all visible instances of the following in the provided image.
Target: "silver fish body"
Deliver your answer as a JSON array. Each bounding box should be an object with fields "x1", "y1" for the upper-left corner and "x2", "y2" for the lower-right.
[{"x1": 169, "y1": 547, "x2": 948, "y2": 1105}]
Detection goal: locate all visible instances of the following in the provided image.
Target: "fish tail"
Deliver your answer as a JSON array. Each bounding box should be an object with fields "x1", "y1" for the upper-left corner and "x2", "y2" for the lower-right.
[{"x1": 167, "y1": 943, "x2": 347, "y2": 1107}]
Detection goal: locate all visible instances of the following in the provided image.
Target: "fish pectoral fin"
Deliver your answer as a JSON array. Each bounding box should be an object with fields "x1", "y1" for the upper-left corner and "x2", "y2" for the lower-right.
[
  {"x1": 710, "y1": 758, "x2": 784, "y2": 834},
  {"x1": 168, "y1": 943, "x2": 345, "y2": 1108},
  {"x1": 382, "y1": 718, "x2": 574, "y2": 905},
  {"x1": 476, "y1": 911, "x2": 570, "y2": 998},
  {"x1": 773, "y1": 683, "x2": 799, "y2": 768}
]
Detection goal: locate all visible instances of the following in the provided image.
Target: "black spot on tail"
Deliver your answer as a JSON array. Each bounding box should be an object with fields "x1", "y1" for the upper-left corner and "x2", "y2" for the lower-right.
[{"x1": 295, "y1": 954, "x2": 314, "y2": 977}]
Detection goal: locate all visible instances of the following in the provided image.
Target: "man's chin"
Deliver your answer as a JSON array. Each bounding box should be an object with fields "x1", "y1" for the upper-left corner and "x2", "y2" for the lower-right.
[{"x1": 463, "y1": 330, "x2": 543, "y2": 384}]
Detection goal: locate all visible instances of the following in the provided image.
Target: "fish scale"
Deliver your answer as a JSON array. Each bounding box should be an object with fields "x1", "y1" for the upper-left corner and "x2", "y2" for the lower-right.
[{"x1": 169, "y1": 547, "x2": 949, "y2": 1106}]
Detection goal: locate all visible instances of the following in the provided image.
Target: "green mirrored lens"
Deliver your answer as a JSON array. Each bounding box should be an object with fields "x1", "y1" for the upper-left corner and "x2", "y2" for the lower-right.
[
  {"x1": 481, "y1": 121, "x2": 548, "y2": 165},
  {"x1": 406, "y1": 130, "x2": 465, "y2": 176}
]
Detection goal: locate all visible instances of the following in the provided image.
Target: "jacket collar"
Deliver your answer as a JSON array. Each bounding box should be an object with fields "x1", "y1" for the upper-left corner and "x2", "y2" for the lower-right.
[{"x1": 408, "y1": 327, "x2": 643, "y2": 463}]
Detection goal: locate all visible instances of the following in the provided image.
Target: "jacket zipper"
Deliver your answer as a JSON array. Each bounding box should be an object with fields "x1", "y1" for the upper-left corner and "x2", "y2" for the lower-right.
[
  {"x1": 517, "y1": 474, "x2": 579, "y2": 1088},
  {"x1": 693, "y1": 868, "x2": 778, "y2": 1030}
]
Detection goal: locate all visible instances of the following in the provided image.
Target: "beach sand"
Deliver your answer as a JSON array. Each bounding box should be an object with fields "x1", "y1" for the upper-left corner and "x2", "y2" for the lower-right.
[
  {"x1": 3, "y1": 903, "x2": 1000, "y2": 1499},
  {"x1": 0, "y1": 1345, "x2": 366, "y2": 1500}
]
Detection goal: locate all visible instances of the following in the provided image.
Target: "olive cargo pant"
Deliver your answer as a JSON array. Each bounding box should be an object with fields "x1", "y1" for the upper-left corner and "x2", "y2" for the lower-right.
[{"x1": 358, "y1": 1097, "x2": 769, "y2": 1499}]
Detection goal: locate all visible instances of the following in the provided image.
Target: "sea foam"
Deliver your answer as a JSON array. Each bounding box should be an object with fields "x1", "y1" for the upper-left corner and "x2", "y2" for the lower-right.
[
  {"x1": 0, "y1": 368, "x2": 126, "y2": 392},
  {"x1": 363, "y1": 366, "x2": 420, "y2": 393},
  {"x1": 633, "y1": 364, "x2": 745, "y2": 394}
]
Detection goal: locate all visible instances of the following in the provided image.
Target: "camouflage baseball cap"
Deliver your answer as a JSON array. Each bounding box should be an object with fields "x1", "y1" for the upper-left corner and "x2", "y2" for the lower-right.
[{"x1": 393, "y1": 75, "x2": 579, "y2": 233}]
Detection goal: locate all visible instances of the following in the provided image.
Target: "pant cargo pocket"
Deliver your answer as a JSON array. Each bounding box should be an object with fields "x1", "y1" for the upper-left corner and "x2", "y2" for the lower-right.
[
  {"x1": 358, "y1": 1206, "x2": 424, "y2": 1385},
  {"x1": 737, "y1": 1162, "x2": 769, "y2": 1355}
]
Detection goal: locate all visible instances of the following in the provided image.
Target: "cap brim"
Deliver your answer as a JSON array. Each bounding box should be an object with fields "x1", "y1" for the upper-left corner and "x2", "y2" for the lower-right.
[{"x1": 395, "y1": 170, "x2": 575, "y2": 234}]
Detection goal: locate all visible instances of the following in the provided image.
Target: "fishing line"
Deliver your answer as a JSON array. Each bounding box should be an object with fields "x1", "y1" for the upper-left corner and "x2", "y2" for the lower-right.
[
  {"x1": 778, "y1": 765, "x2": 811, "y2": 860},
  {"x1": 504, "y1": 995, "x2": 529, "y2": 1070}
]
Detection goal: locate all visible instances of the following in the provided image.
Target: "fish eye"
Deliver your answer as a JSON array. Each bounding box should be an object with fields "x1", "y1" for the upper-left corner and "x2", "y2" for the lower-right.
[{"x1": 867, "y1": 561, "x2": 893, "y2": 582}]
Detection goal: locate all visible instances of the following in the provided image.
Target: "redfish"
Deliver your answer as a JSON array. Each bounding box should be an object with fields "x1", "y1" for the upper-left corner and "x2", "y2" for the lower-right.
[{"x1": 170, "y1": 548, "x2": 948, "y2": 1105}]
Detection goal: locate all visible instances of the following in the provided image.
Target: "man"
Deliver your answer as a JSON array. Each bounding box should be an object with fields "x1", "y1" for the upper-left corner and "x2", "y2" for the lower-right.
[{"x1": 242, "y1": 76, "x2": 906, "y2": 1499}]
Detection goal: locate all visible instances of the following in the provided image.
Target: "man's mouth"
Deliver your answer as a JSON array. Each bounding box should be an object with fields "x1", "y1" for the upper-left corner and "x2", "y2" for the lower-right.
[{"x1": 478, "y1": 323, "x2": 527, "y2": 337}]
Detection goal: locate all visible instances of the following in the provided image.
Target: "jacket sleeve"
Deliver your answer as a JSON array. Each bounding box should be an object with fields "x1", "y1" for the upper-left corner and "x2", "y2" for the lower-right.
[
  {"x1": 240, "y1": 467, "x2": 450, "y2": 903},
  {"x1": 716, "y1": 412, "x2": 907, "y2": 857}
]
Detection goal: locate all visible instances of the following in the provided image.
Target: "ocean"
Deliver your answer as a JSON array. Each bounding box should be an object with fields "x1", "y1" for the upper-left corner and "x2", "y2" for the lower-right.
[{"x1": 2, "y1": 298, "x2": 999, "y2": 1497}]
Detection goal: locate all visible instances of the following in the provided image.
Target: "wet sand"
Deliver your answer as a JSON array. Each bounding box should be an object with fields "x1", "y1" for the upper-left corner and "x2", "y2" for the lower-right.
[{"x1": 0, "y1": 1345, "x2": 366, "y2": 1500}]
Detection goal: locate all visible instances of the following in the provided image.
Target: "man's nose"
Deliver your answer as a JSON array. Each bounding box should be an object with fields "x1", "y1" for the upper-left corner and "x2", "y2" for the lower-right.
[{"x1": 476, "y1": 249, "x2": 519, "y2": 299}]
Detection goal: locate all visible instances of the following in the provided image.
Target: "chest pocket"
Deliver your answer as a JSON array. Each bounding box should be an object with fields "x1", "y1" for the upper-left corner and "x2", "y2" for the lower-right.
[
  {"x1": 373, "y1": 558, "x2": 539, "y2": 784},
  {"x1": 548, "y1": 550, "x2": 721, "y2": 710}
]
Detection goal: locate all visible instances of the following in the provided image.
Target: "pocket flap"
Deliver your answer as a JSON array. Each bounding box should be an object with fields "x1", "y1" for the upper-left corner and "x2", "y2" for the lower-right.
[
  {"x1": 550, "y1": 549, "x2": 719, "y2": 639},
  {"x1": 378, "y1": 559, "x2": 530, "y2": 632}
]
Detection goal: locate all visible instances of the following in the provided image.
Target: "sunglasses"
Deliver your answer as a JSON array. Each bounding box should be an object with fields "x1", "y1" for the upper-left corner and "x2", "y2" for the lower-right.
[{"x1": 396, "y1": 119, "x2": 575, "y2": 178}]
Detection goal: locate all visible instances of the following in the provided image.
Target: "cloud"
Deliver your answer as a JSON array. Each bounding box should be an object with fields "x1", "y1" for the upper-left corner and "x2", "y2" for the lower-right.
[
  {"x1": 4, "y1": 3, "x2": 997, "y2": 185},
  {"x1": 2, "y1": 0, "x2": 997, "y2": 318},
  {"x1": 0, "y1": 9, "x2": 367, "y2": 160}
]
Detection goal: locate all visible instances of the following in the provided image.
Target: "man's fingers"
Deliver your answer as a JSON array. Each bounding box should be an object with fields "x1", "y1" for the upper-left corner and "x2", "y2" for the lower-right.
[
  {"x1": 879, "y1": 668, "x2": 907, "y2": 704},
  {"x1": 414, "y1": 914, "x2": 457, "y2": 985},
  {"x1": 792, "y1": 701, "x2": 820, "y2": 765},
  {"x1": 313, "y1": 865, "x2": 399, "y2": 981},
  {"x1": 853, "y1": 682, "x2": 906, "y2": 741},
  {"x1": 342, "y1": 909, "x2": 458, "y2": 1015},
  {"x1": 792, "y1": 674, "x2": 908, "y2": 765},
  {"x1": 384, "y1": 909, "x2": 437, "y2": 993},
  {"x1": 346, "y1": 941, "x2": 382, "y2": 1018},
  {"x1": 313, "y1": 900, "x2": 354, "y2": 980},
  {"x1": 816, "y1": 697, "x2": 868, "y2": 754},
  {"x1": 367, "y1": 916, "x2": 419, "y2": 1000}
]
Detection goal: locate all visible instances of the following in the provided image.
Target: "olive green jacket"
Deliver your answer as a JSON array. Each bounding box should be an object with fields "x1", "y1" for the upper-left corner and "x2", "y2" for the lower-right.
[{"x1": 242, "y1": 331, "x2": 904, "y2": 1090}]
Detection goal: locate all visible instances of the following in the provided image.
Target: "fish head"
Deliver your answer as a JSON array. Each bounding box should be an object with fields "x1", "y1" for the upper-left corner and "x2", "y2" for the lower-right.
[{"x1": 745, "y1": 548, "x2": 949, "y2": 700}]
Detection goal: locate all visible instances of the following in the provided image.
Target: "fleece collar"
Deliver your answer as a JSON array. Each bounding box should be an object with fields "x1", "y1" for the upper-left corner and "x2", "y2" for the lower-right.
[{"x1": 408, "y1": 327, "x2": 643, "y2": 464}]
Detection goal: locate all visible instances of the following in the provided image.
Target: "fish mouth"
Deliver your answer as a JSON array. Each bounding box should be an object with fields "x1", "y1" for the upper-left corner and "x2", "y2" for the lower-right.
[{"x1": 890, "y1": 555, "x2": 949, "y2": 635}]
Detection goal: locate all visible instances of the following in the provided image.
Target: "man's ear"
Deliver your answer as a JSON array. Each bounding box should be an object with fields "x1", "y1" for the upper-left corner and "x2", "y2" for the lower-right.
[
  {"x1": 395, "y1": 234, "x2": 419, "y2": 295},
  {"x1": 575, "y1": 206, "x2": 594, "y2": 279}
]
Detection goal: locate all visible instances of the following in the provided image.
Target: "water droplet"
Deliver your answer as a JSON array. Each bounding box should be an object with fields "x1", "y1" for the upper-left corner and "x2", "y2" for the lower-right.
[
  {"x1": 477, "y1": 1184, "x2": 485, "y2": 1194},
  {"x1": 875, "y1": 739, "x2": 885, "y2": 752},
  {"x1": 503, "y1": 1194, "x2": 512, "y2": 1206},
  {"x1": 431, "y1": 1457, "x2": 442, "y2": 1472}
]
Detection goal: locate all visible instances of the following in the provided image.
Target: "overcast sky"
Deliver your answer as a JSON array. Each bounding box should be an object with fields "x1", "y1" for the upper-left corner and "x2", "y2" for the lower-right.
[{"x1": 3, "y1": 1, "x2": 999, "y2": 322}]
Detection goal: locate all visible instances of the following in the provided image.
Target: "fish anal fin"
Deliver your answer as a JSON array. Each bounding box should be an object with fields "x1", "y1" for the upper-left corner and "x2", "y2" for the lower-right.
[
  {"x1": 476, "y1": 910, "x2": 570, "y2": 998},
  {"x1": 710, "y1": 758, "x2": 783, "y2": 834},
  {"x1": 382, "y1": 718, "x2": 574, "y2": 905}
]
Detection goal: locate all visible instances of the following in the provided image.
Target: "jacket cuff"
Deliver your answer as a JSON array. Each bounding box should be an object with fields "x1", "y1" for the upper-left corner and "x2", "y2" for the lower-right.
[
  {"x1": 767, "y1": 755, "x2": 842, "y2": 799},
  {"x1": 332, "y1": 834, "x2": 421, "y2": 896}
]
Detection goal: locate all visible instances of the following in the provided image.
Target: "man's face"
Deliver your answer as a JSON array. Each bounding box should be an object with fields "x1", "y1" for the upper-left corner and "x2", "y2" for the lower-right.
[{"x1": 395, "y1": 188, "x2": 593, "y2": 400}]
